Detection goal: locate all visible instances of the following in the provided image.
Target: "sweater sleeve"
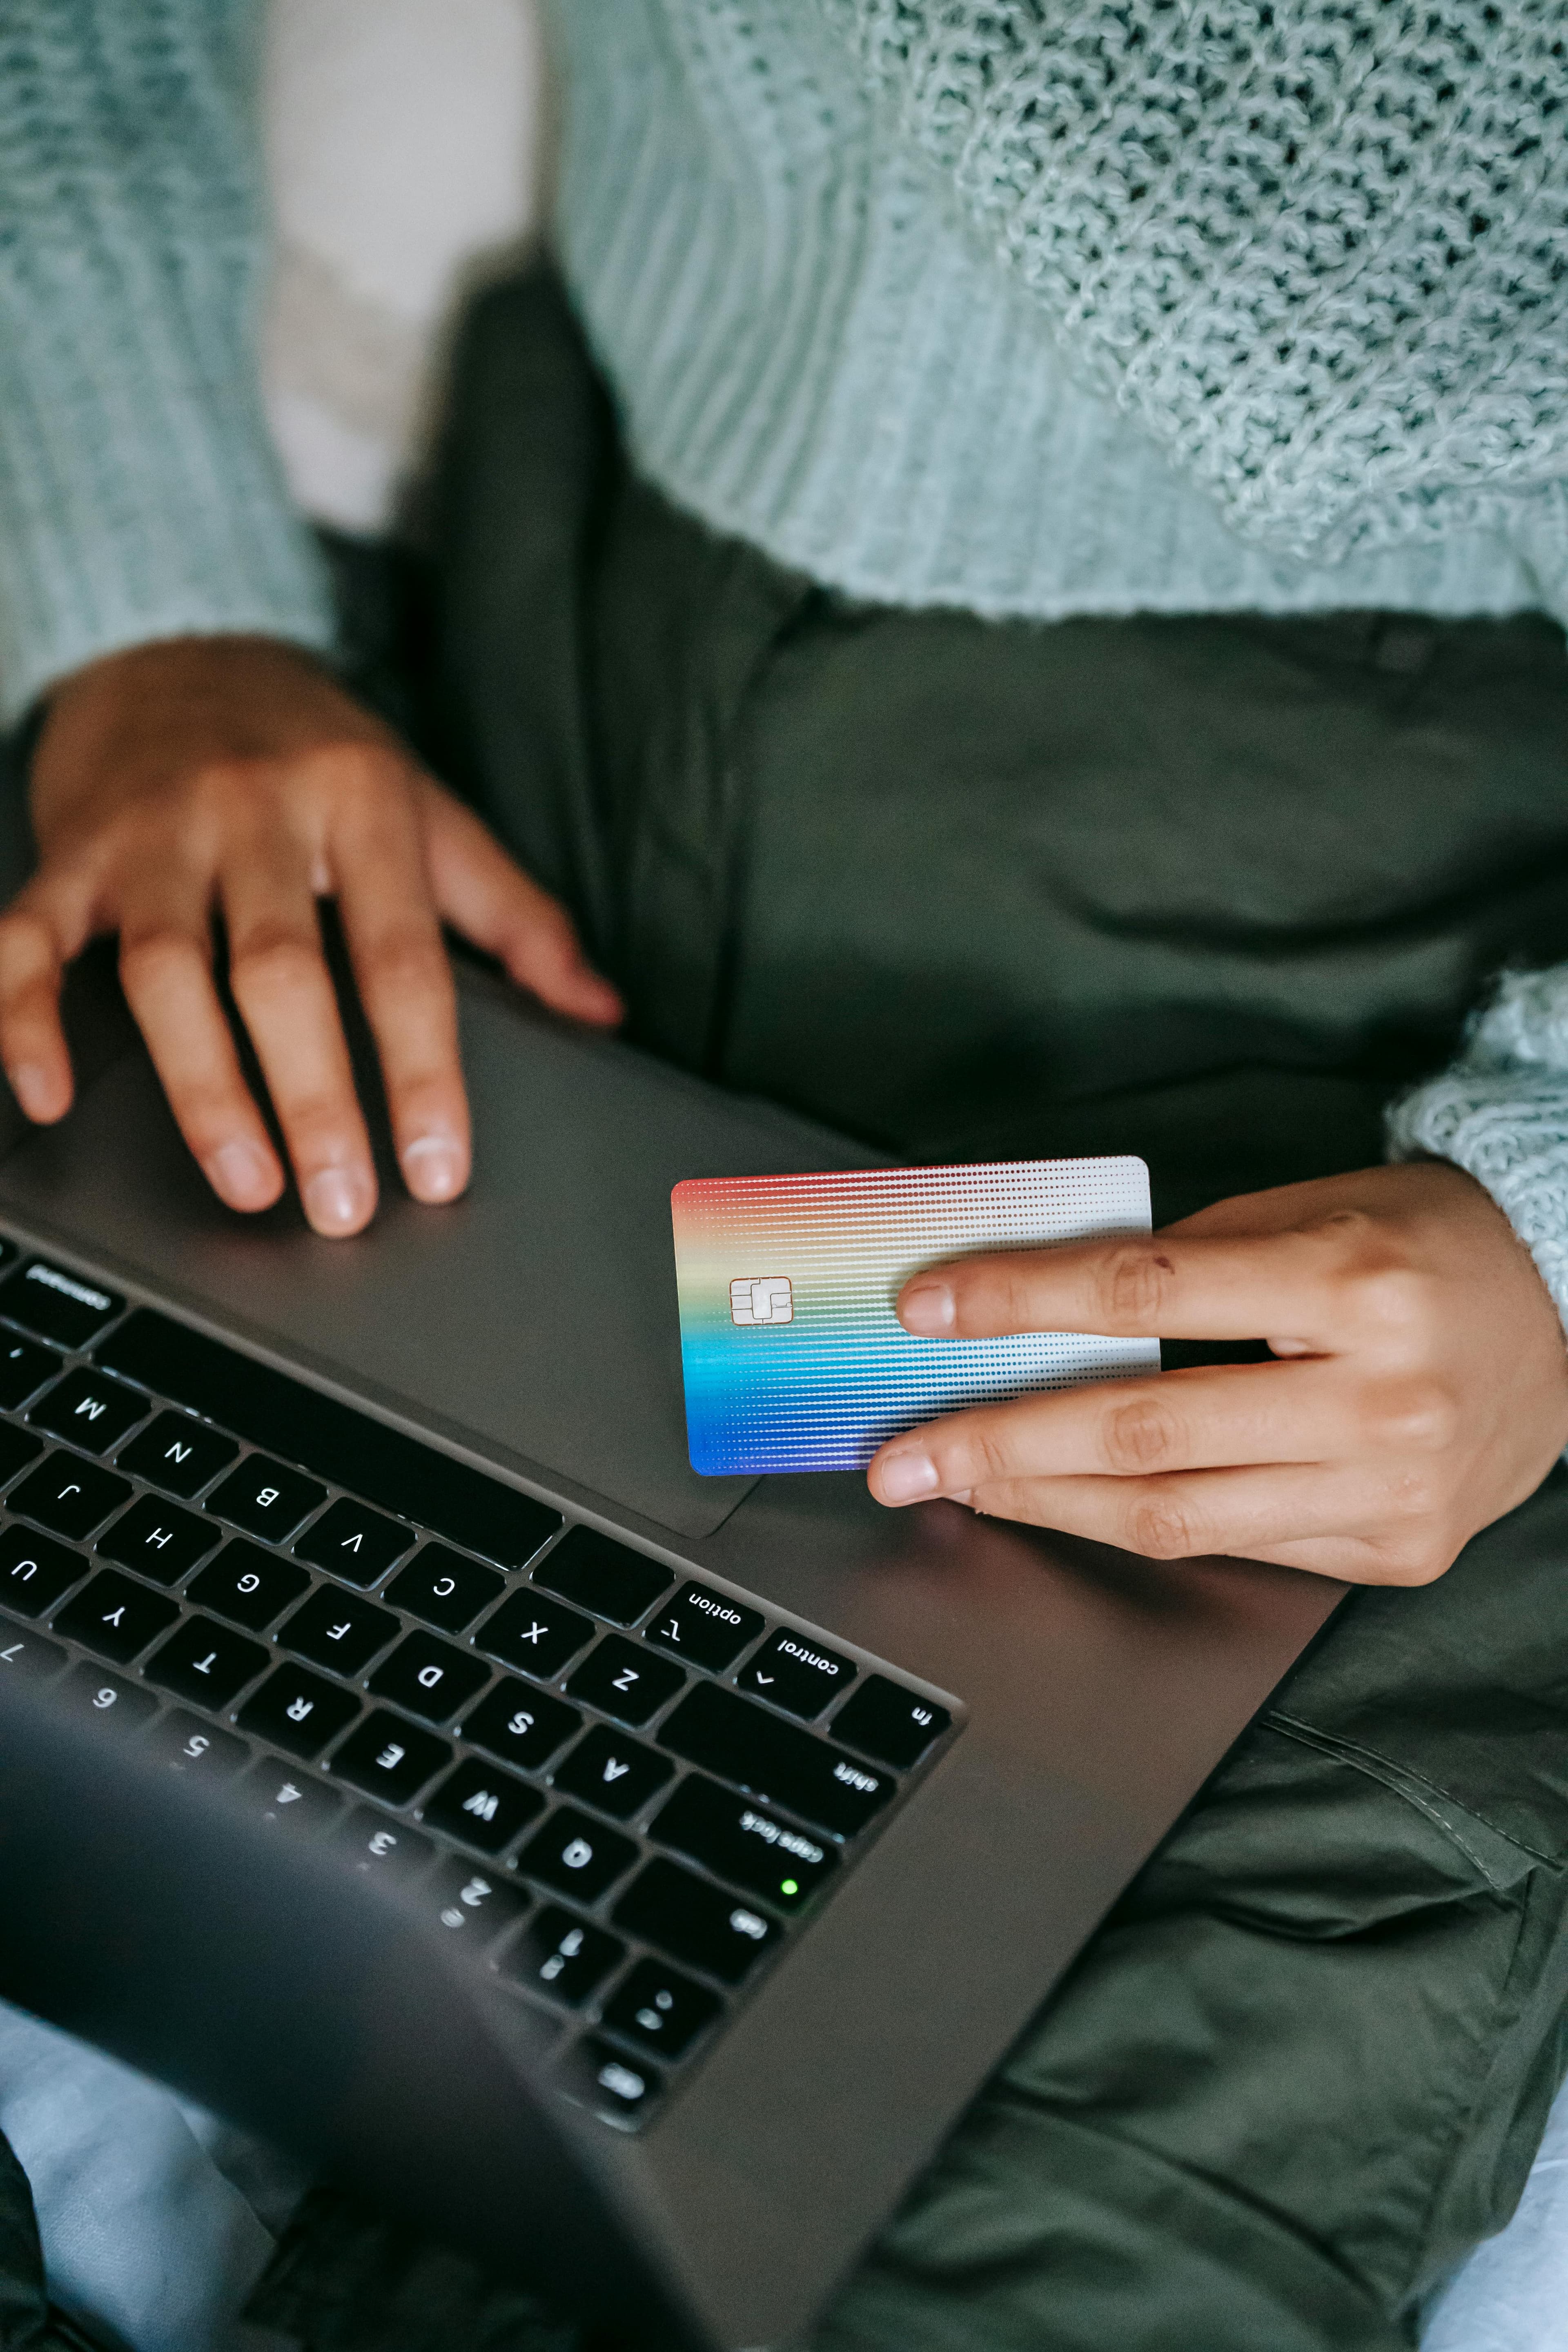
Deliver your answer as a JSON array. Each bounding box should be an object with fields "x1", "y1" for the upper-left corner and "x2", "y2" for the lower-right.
[
  {"x1": 1388, "y1": 969, "x2": 1568, "y2": 1334},
  {"x1": 817, "y1": 1, "x2": 1568, "y2": 569},
  {"x1": 0, "y1": 0, "x2": 336, "y2": 728}
]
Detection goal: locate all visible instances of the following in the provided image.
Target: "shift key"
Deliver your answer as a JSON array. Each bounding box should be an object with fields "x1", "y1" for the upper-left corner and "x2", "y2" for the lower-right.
[{"x1": 658, "y1": 1684, "x2": 893, "y2": 1838}]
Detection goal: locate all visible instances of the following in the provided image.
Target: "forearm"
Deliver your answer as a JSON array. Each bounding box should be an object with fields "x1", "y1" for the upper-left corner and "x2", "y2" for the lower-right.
[{"x1": 0, "y1": 0, "x2": 334, "y2": 726}]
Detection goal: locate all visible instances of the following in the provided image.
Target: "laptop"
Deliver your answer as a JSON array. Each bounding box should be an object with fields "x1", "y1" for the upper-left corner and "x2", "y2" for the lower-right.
[{"x1": 0, "y1": 954, "x2": 1341, "y2": 2348}]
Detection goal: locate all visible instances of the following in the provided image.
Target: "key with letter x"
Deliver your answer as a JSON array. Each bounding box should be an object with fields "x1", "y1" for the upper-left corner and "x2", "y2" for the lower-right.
[{"x1": 476, "y1": 1590, "x2": 593, "y2": 1680}]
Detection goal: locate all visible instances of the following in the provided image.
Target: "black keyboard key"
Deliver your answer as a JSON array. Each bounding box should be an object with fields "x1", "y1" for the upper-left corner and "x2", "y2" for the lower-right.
[
  {"x1": 237, "y1": 1665, "x2": 361, "y2": 1759},
  {"x1": 0, "y1": 1335, "x2": 59, "y2": 1412},
  {"x1": 144, "y1": 1712, "x2": 249, "y2": 1778},
  {"x1": 737, "y1": 1626, "x2": 856, "y2": 1721},
  {"x1": 613, "y1": 1858, "x2": 780, "y2": 1984},
  {"x1": 0, "y1": 1523, "x2": 85, "y2": 1616},
  {"x1": 0, "y1": 1627, "x2": 65, "y2": 1682},
  {"x1": 294, "y1": 1496, "x2": 412, "y2": 1588},
  {"x1": 385, "y1": 1545, "x2": 503, "y2": 1634},
  {"x1": 335, "y1": 1809, "x2": 434, "y2": 1882},
  {"x1": 368, "y1": 1631, "x2": 490, "y2": 1725},
  {"x1": 476, "y1": 1590, "x2": 594, "y2": 1681},
  {"x1": 116, "y1": 1412, "x2": 238, "y2": 1500},
  {"x1": 553, "y1": 1725, "x2": 673, "y2": 1822},
  {"x1": 99, "y1": 1311, "x2": 564, "y2": 1567},
  {"x1": 833, "y1": 1675, "x2": 952, "y2": 1768},
  {"x1": 660, "y1": 1684, "x2": 895, "y2": 1838},
  {"x1": 208, "y1": 1457, "x2": 324, "y2": 1541},
  {"x1": 423, "y1": 1856, "x2": 532, "y2": 1944},
  {"x1": 97, "y1": 1494, "x2": 220, "y2": 1585},
  {"x1": 421, "y1": 1757, "x2": 546, "y2": 1853},
  {"x1": 651, "y1": 1775, "x2": 838, "y2": 1915},
  {"x1": 31, "y1": 1366, "x2": 147, "y2": 1455},
  {"x1": 644, "y1": 1582, "x2": 764, "y2": 1674},
  {"x1": 144, "y1": 1613, "x2": 269, "y2": 1709},
  {"x1": 566, "y1": 1636, "x2": 684, "y2": 1729},
  {"x1": 187, "y1": 1541, "x2": 310, "y2": 1631},
  {"x1": 279, "y1": 1586, "x2": 398, "y2": 1678},
  {"x1": 0, "y1": 1422, "x2": 43, "y2": 1488},
  {"x1": 517, "y1": 1807, "x2": 638, "y2": 1904},
  {"x1": 54, "y1": 1661, "x2": 158, "y2": 1734},
  {"x1": 533, "y1": 1528, "x2": 673, "y2": 1626},
  {"x1": 601, "y1": 1958, "x2": 722, "y2": 2063},
  {"x1": 561, "y1": 2036, "x2": 660, "y2": 2124},
  {"x1": 503, "y1": 1907, "x2": 624, "y2": 2006},
  {"x1": 459, "y1": 1679, "x2": 579, "y2": 1774},
  {"x1": 328, "y1": 1710, "x2": 451, "y2": 1806},
  {"x1": 9, "y1": 1454, "x2": 130, "y2": 1541},
  {"x1": 0, "y1": 1260, "x2": 122, "y2": 1350},
  {"x1": 235, "y1": 1763, "x2": 344, "y2": 1838},
  {"x1": 53, "y1": 1569, "x2": 179, "y2": 1664}
]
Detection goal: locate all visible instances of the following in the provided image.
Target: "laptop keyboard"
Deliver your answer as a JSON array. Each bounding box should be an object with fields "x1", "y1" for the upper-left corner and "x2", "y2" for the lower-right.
[{"x1": 0, "y1": 1238, "x2": 957, "y2": 2129}]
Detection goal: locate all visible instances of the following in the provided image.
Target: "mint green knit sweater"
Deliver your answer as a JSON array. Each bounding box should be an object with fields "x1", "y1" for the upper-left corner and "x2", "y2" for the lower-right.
[{"x1": 2, "y1": 0, "x2": 1568, "y2": 1327}]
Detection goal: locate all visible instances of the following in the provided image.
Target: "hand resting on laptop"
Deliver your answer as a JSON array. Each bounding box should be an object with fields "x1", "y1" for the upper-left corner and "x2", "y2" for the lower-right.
[
  {"x1": 869, "y1": 1160, "x2": 1568, "y2": 1584},
  {"x1": 0, "y1": 635, "x2": 622, "y2": 1237}
]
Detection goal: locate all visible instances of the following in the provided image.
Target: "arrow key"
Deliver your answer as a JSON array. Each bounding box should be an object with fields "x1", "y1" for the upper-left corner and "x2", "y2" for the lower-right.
[{"x1": 552, "y1": 1724, "x2": 673, "y2": 1821}]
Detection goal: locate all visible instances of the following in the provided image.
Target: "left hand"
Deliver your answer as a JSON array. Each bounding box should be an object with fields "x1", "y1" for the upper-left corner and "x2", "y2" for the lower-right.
[{"x1": 866, "y1": 1161, "x2": 1568, "y2": 1583}]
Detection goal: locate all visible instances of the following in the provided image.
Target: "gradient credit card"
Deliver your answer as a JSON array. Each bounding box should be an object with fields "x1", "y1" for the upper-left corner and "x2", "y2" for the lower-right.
[{"x1": 672, "y1": 1158, "x2": 1158, "y2": 1475}]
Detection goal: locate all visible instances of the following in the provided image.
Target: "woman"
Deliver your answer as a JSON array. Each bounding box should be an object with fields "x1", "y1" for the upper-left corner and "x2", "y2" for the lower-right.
[{"x1": 1, "y1": 4, "x2": 1567, "y2": 2346}]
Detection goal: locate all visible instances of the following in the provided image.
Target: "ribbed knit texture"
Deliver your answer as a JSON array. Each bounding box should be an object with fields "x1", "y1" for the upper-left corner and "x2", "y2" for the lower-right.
[
  {"x1": 5, "y1": 0, "x2": 1568, "y2": 1346},
  {"x1": 1390, "y1": 975, "x2": 1568, "y2": 1339},
  {"x1": 0, "y1": 0, "x2": 334, "y2": 725},
  {"x1": 548, "y1": 0, "x2": 1563, "y2": 630}
]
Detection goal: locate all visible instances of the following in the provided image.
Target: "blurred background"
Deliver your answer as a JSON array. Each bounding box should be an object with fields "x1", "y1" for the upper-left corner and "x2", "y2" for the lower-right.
[{"x1": 261, "y1": 0, "x2": 546, "y2": 543}]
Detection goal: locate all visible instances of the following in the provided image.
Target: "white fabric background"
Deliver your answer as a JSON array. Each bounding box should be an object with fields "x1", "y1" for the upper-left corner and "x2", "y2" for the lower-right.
[{"x1": 2, "y1": 4, "x2": 1563, "y2": 2346}]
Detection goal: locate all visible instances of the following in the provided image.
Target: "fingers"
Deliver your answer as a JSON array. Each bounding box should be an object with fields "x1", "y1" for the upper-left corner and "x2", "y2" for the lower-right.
[
  {"x1": 220, "y1": 831, "x2": 377, "y2": 1237},
  {"x1": 420, "y1": 784, "x2": 623, "y2": 1026},
  {"x1": 116, "y1": 864, "x2": 285, "y2": 1213},
  {"x1": 0, "y1": 878, "x2": 83, "y2": 1120},
  {"x1": 897, "y1": 1229, "x2": 1352, "y2": 1347},
  {"x1": 331, "y1": 783, "x2": 469, "y2": 1205},
  {"x1": 959, "y1": 1458, "x2": 1439, "y2": 1571},
  {"x1": 870, "y1": 1361, "x2": 1396, "y2": 1504}
]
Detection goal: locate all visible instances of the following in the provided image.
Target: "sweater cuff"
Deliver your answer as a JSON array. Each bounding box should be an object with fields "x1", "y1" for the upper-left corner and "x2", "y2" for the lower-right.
[
  {"x1": 0, "y1": 241, "x2": 337, "y2": 727},
  {"x1": 1387, "y1": 971, "x2": 1568, "y2": 1336}
]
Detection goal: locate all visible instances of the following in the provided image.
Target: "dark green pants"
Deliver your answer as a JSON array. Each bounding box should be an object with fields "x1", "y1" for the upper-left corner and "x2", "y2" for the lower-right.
[{"x1": 13, "y1": 267, "x2": 1562, "y2": 2352}]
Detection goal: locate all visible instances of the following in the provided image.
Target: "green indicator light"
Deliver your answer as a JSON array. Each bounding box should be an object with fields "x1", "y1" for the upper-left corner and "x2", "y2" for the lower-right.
[{"x1": 781, "y1": 1878, "x2": 799, "y2": 1897}]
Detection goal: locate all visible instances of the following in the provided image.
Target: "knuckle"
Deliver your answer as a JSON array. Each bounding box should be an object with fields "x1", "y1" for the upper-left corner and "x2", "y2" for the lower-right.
[
  {"x1": 1345, "y1": 1263, "x2": 1434, "y2": 1346},
  {"x1": 1098, "y1": 1243, "x2": 1172, "y2": 1328},
  {"x1": 118, "y1": 928, "x2": 207, "y2": 995},
  {"x1": 1102, "y1": 1394, "x2": 1181, "y2": 1473},
  {"x1": 316, "y1": 740, "x2": 405, "y2": 807},
  {"x1": 1375, "y1": 1379, "x2": 1459, "y2": 1455},
  {"x1": 228, "y1": 931, "x2": 322, "y2": 1004},
  {"x1": 360, "y1": 928, "x2": 446, "y2": 998},
  {"x1": 1126, "y1": 1487, "x2": 1201, "y2": 1561},
  {"x1": 960, "y1": 1423, "x2": 1015, "y2": 1488}
]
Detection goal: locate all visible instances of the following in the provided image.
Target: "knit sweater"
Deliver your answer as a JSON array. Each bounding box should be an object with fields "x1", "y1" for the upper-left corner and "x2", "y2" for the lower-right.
[{"x1": 2, "y1": 0, "x2": 1568, "y2": 1336}]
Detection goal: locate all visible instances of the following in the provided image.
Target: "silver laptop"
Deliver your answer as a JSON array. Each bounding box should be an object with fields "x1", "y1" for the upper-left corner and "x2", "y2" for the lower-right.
[{"x1": 0, "y1": 956, "x2": 1340, "y2": 2348}]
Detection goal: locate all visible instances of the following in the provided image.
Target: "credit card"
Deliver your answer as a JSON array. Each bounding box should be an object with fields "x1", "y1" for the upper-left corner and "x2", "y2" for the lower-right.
[{"x1": 671, "y1": 1158, "x2": 1158, "y2": 1475}]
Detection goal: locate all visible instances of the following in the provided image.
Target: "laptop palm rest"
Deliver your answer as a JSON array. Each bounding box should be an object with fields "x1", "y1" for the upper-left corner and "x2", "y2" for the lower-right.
[{"x1": 0, "y1": 974, "x2": 872, "y2": 1542}]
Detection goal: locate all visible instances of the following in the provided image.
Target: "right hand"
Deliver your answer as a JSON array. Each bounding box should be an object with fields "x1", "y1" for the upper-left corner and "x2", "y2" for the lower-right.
[{"x1": 0, "y1": 633, "x2": 623, "y2": 1236}]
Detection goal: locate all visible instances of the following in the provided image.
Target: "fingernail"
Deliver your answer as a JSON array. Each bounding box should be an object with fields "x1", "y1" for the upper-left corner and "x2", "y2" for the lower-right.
[
  {"x1": 876, "y1": 1450, "x2": 940, "y2": 1504},
  {"x1": 303, "y1": 1165, "x2": 372, "y2": 1236},
  {"x1": 401, "y1": 1132, "x2": 466, "y2": 1203},
  {"x1": 899, "y1": 1281, "x2": 954, "y2": 1335},
  {"x1": 207, "y1": 1138, "x2": 278, "y2": 1210},
  {"x1": 5, "y1": 1062, "x2": 54, "y2": 1120}
]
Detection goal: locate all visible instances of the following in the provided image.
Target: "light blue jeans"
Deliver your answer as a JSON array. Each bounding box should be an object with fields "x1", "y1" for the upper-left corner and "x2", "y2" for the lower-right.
[{"x1": 2, "y1": 1996, "x2": 1566, "y2": 2352}]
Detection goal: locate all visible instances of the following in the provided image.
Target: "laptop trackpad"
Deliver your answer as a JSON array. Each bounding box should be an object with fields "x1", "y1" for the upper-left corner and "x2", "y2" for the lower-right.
[{"x1": 0, "y1": 986, "x2": 872, "y2": 1541}]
